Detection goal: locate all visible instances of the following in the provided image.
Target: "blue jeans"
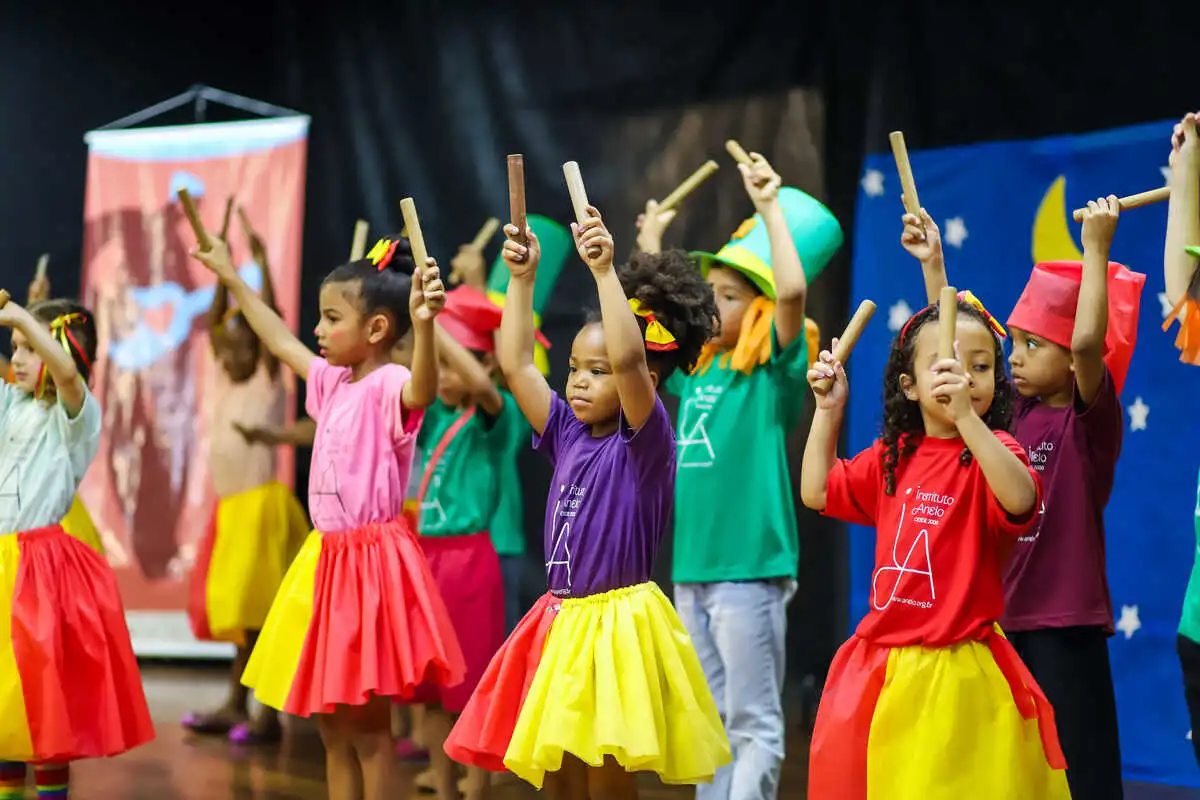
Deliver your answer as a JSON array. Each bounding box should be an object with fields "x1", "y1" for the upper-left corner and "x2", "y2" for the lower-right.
[{"x1": 675, "y1": 580, "x2": 795, "y2": 800}]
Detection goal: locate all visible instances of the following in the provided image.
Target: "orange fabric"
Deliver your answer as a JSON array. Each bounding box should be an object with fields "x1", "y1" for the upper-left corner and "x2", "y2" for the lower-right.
[
  {"x1": 281, "y1": 518, "x2": 465, "y2": 716},
  {"x1": 11, "y1": 525, "x2": 153, "y2": 761},
  {"x1": 984, "y1": 630, "x2": 1066, "y2": 769},
  {"x1": 444, "y1": 592, "x2": 560, "y2": 772},
  {"x1": 694, "y1": 299, "x2": 820, "y2": 376},
  {"x1": 1164, "y1": 295, "x2": 1200, "y2": 366}
]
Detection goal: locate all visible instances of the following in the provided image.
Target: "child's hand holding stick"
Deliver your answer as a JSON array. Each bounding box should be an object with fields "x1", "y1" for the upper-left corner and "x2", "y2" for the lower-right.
[{"x1": 810, "y1": 299, "x2": 877, "y2": 397}]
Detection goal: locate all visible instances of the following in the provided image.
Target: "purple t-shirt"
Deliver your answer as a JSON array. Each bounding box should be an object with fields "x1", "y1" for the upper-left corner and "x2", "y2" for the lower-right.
[
  {"x1": 534, "y1": 391, "x2": 675, "y2": 598},
  {"x1": 1001, "y1": 368, "x2": 1122, "y2": 633}
]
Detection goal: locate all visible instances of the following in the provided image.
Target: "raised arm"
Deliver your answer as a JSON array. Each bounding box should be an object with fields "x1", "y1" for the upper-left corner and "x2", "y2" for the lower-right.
[
  {"x1": 434, "y1": 322, "x2": 502, "y2": 415},
  {"x1": 900, "y1": 209, "x2": 949, "y2": 304},
  {"x1": 738, "y1": 155, "x2": 806, "y2": 349},
  {"x1": 1, "y1": 303, "x2": 86, "y2": 416},
  {"x1": 801, "y1": 343, "x2": 848, "y2": 510},
  {"x1": 246, "y1": 219, "x2": 282, "y2": 379},
  {"x1": 1074, "y1": 196, "x2": 1119, "y2": 404},
  {"x1": 191, "y1": 239, "x2": 316, "y2": 381},
  {"x1": 1166, "y1": 113, "x2": 1200, "y2": 306},
  {"x1": 400, "y1": 258, "x2": 444, "y2": 410},
  {"x1": 576, "y1": 208, "x2": 658, "y2": 430},
  {"x1": 497, "y1": 225, "x2": 553, "y2": 435}
]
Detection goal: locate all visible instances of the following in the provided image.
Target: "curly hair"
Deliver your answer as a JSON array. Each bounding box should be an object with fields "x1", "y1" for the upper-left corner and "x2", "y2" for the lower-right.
[
  {"x1": 29, "y1": 299, "x2": 98, "y2": 385},
  {"x1": 880, "y1": 300, "x2": 1013, "y2": 496},
  {"x1": 322, "y1": 234, "x2": 418, "y2": 344},
  {"x1": 607, "y1": 249, "x2": 718, "y2": 379}
]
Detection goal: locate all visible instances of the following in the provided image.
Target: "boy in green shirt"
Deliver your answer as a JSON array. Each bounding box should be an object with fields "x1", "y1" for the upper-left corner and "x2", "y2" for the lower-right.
[{"x1": 642, "y1": 151, "x2": 841, "y2": 799}]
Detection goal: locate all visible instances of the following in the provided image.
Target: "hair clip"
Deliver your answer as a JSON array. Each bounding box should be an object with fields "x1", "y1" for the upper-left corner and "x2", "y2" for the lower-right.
[
  {"x1": 629, "y1": 298, "x2": 679, "y2": 352},
  {"x1": 37, "y1": 312, "x2": 90, "y2": 397},
  {"x1": 366, "y1": 238, "x2": 399, "y2": 271}
]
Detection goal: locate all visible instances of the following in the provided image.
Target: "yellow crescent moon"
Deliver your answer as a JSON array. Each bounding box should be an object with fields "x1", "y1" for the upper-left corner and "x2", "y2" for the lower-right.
[{"x1": 1031, "y1": 175, "x2": 1085, "y2": 263}]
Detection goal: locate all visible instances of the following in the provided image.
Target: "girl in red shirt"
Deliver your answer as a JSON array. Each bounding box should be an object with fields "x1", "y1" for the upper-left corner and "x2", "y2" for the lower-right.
[{"x1": 800, "y1": 298, "x2": 1069, "y2": 799}]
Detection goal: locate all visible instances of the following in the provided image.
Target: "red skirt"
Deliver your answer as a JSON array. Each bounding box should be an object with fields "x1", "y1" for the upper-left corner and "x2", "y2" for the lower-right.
[
  {"x1": 0, "y1": 525, "x2": 154, "y2": 761},
  {"x1": 241, "y1": 518, "x2": 467, "y2": 716},
  {"x1": 409, "y1": 532, "x2": 505, "y2": 712}
]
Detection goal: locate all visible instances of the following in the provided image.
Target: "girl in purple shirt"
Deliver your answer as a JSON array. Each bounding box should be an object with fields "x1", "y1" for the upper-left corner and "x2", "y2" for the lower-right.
[{"x1": 446, "y1": 208, "x2": 732, "y2": 797}]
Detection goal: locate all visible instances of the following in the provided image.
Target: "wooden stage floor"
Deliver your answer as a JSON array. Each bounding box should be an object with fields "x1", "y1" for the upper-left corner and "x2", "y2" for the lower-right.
[{"x1": 68, "y1": 664, "x2": 809, "y2": 799}]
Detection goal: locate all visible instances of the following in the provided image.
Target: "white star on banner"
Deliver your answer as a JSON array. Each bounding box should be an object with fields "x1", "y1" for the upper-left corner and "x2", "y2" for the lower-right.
[
  {"x1": 1163, "y1": 166, "x2": 1173, "y2": 186},
  {"x1": 1160, "y1": 292, "x2": 1176, "y2": 320},
  {"x1": 943, "y1": 217, "x2": 969, "y2": 248},
  {"x1": 1128, "y1": 397, "x2": 1149, "y2": 432},
  {"x1": 888, "y1": 299, "x2": 914, "y2": 332},
  {"x1": 1189, "y1": 730, "x2": 1194, "y2": 742},
  {"x1": 861, "y1": 169, "x2": 885, "y2": 198},
  {"x1": 1116, "y1": 605, "x2": 1141, "y2": 639}
]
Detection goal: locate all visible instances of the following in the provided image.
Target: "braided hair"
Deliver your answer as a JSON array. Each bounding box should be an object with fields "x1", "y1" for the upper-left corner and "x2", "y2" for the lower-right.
[
  {"x1": 880, "y1": 299, "x2": 1013, "y2": 496},
  {"x1": 590, "y1": 249, "x2": 718, "y2": 380},
  {"x1": 322, "y1": 234, "x2": 418, "y2": 345}
]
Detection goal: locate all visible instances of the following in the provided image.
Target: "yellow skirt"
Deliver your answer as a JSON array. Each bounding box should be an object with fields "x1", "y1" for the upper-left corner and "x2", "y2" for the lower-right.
[
  {"x1": 809, "y1": 629, "x2": 1070, "y2": 799},
  {"x1": 187, "y1": 481, "x2": 308, "y2": 645},
  {"x1": 61, "y1": 495, "x2": 103, "y2": 555},
  {"x1": 503, "y1": 583, "x2": 731, "y2": 788}
]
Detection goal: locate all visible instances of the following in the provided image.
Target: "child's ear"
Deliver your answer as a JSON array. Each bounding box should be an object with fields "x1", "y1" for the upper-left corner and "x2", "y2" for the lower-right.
[
  {"x1": 648, "y1": 368, "x2": 661, "y2": 389},
  {"x1": 899, "y1": 373, "x2": 918, "y2": 401},
  {"x1": 366, "y1": 312, "x2": 391, "y2": 345}
]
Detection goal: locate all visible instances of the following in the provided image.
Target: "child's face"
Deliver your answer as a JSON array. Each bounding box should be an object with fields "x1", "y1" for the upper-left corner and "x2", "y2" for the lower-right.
[
  {"x1": 707, "y1": 266, "x2": 758, "y2": 349},
  {"x1": 903, "y1": 318, "x2": 997, "y2": 433},
  {"x1": 1007, "y1": 327, "x2": 1074, "y2": 399},
  {"x1": 565, "y1": 322, "x2": 621, "y2": 427},
  {"x1": 9, "y1": 327, "x2": 45, "y2": 395},
  {"x1": 315, "y1": 281, "x2": 386, "y2": 367}
]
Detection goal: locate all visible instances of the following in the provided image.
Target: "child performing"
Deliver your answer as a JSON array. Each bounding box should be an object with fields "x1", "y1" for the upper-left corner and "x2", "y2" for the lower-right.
[
  {"x1": 801, "y1": 295, "x2": 1068, "y2": 799},
  {"x1": 183, "y1": 212, "x2": 309, "y2": 745},
  {"x1": 190, "y1": 232, "x2": 465, "y2": 800},
  {"x1": 445, "y1": 208, "x2": 730, "y2": 798},
  {"x1": 0, "y1": 296, "x2": 153, "y2": 799}
]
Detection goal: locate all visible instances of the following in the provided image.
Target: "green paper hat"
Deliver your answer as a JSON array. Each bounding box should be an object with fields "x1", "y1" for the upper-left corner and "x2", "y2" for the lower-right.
[
  {"x1": 487, "y1": 214, "x2": 572, "y2": 375},
  {"x1": 692, "y1": 187, "x2": 843, "y2": 299}
]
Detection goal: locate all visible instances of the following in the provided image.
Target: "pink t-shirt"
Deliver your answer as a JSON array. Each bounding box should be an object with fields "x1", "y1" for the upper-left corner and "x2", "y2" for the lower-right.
[{"x1": 305, "y1": 358, "x2": 424, "y2": 533}]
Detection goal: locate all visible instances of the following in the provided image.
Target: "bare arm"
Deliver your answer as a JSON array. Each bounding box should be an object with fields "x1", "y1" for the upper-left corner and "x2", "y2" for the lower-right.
[
  {"x1": 434, "y1": 323, "x2": 502, "y2": 415},
  {"x1": 1166, "y1": 115, "x2": 1200, "y2": 306},
  {"x1": 594, "y1": 268, "x2": 658, "y2": 430},
  {"x1": 801, "y1": 406, "x2": 843, "y2": 511},
  {"x1": 497, "y1": 227, "x2": 553, "y2": 435},
  {"x1": 238, "y1": 417, "x2": 316, "y2": 447},
  {"x1": 901, "y1": 210, "x2": 949, "y2": 304},
  {"x1": 192, "y1": 241, "x2": 316, "y2": 381},
  {"x1": 1073, "y1": 196, "x2": 1119, "y2": 405},
  {"x1": 9, "y1": 304, "x2": 85, "y2": 415},
  {"x1": 402, "y1": 319, "x2": 439, "y2": 410},
  {"x1": 254, "y1": 236, "x2": 282, "y2": 379},
  {"x1": 957, "y1": 413, "x2": 1037, "y2": 516},
  {"x1": 744, "y1": 156, "x2": 807, "y2": 350}
]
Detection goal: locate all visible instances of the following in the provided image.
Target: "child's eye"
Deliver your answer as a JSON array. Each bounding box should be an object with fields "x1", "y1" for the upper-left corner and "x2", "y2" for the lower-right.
[
  {"x1": 591, "y1": 369, "x2": 604, "y2": 376},
  {"x1": 973, "y1": 364, "x2": 990, "y2": 372},
  {"x1": 568, "y1": 365, "x2": 577, "y2": 373}
]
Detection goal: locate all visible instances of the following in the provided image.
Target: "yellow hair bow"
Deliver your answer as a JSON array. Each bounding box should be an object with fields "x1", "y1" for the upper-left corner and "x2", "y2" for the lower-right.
[
  {"x1": 629, "y1": 298, "x2": 678, "y2": 351},
  {"x1": 366, "y1": 238, "x2": 399, "y2": 270},
  {"x1": 958, "y1": 289, "x2": 1007, "y2": 339},
  {"x1": 37, "y1": 312, "x2": 89, "y2": 397}
]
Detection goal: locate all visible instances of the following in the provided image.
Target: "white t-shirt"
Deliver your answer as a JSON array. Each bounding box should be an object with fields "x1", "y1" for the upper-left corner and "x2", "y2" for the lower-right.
[{"x1": 0, "y1": 382, "x2": 101, "y2": 532}]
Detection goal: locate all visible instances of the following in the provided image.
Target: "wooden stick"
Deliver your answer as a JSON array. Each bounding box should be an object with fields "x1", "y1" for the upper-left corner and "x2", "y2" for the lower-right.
[
  {"x1": 236, "y1": 205, "x2": 254, "y2": 242},
  {"x1": 658, "y1": 160, "x2": 720, "y2": 213},
  {"x1": 219, "y1": 196, "x2": 235, "y2": 241},
  {"x1": 1072, "y1": 186, "x2": 1171, "y2": 222},
  {"x1": 35, "y1": 254, "x2": 49, "y2": 281},
  {"x1": 0, "y1": 290, "x2": 10, "y2": 308},
  {"x1": 350, "y1": 219, "x2": 369, "y2": 261},
  {"x1": 889, "y1": 131, "x2": 921, "y2": 218},
  {"x1": 563, "y1": 161, "x2": 602, "y2": 258},
  {"x1": 938, "y1": 285, "x2": 958, "y2": 360},
  {"x1": 812, "y1": 300, "x2": 876, "y2": 393},
  {"x1": 725, "y1": 140, "x2": 753, "y2": 166},
  {"x1": 470, "y1": 217, "x2": 501, "y2": 250},
  {"x1": 176, "y1": 188, "x2": 211, "y2": 250},
  {"x1": 399, "y1": 197, "x2": 429, "y2": 278},
  {"x1": 508, "y1": 154, "x2": 528, "y2": 246}
]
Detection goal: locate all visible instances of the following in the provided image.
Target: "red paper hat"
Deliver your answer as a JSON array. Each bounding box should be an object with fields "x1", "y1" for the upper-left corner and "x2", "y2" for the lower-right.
[
  {"x1": 1005, "y1": 260, "x2": 1146, "y2": 394},
  {"x1": 439, "y1": 285, "x2": 550, "y2": 353}
]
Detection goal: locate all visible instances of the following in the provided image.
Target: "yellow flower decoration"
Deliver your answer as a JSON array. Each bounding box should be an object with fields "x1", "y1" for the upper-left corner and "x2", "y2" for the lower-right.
[{"x1": 629, "y1": 298, "x2": 678, "y2": 351}]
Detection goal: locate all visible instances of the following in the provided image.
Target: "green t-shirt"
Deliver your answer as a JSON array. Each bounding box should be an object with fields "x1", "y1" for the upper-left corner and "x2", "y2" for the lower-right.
[
  {"x1": 416, "y1": 397, "x2": 510, "y2": 538},
  {"x1": 667, "y1": 324, "x2": 809, "y2": 582},
  {"x1": 488, "y1": 391, "x2": 530, "y2": 557},
  {"x1": 1178, "y1": 466, "x2": 1200, "y2": 642}
]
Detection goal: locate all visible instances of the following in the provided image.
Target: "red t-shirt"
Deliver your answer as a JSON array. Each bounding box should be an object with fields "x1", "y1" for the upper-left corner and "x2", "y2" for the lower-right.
[{"x1": 825, "y1": 432, "x2": 1042, "y2": 648}]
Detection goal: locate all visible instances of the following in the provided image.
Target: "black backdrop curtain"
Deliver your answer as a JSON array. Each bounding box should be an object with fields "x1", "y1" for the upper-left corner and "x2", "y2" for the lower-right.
[{"x1": 0, "y1": 0, "x2": 1195, "y2": 696}]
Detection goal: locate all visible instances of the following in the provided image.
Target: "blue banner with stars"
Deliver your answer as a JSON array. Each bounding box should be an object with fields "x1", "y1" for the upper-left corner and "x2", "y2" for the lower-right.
[{"x1": 848, "y1": 119, "x2": 1200, "y2": 788}]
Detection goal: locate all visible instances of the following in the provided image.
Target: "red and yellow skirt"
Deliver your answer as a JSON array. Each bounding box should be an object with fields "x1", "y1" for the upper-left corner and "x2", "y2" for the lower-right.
[
  {"x1": 445, "y1": 582, "x2": 731, "y2": 789},
  {"x1": 808, "y1": 626, "x2": 1070, "y2": 799},
  {"x1": 240, "y1": 517, "x2": 466, "y2": 717},
  {"x1": 0, "y1": 525, "x2": 154, "y2": 762},
  {"x1": 409, "y1": 531, "x2": 505, "y2": 713},
  {"x1": 61, "y1": 496, "x2": 104, "y2": 556},
  {"x1": 188, "y1": 481, "x2": 309, "y2": 645}
]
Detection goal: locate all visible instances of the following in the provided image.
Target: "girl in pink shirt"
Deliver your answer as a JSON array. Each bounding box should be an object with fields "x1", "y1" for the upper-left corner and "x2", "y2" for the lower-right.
[{"x1": 191, "y1": 232, "x2": 465, "y2": 800}]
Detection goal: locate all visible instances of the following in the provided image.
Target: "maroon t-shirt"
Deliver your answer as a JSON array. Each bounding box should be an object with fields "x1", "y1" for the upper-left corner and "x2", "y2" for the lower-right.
[{"x1": 1001, "y1": 368, "x2": 1123, "y2": 633}]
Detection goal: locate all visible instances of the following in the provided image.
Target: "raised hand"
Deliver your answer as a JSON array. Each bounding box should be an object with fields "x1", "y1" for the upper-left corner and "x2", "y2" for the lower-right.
[
  {"x1": 930, "y1": 345, "x2": 974, "y2": 422},
  {"x1": 571, "y1": 206, "x2": 615, "y2": 274},
  {"x1": 1080, "y1": 194, "x2": 1120, "y2": 252},
  {"x1": 190, "y1": 237, "x2": 238, "y2": 282},
  {"x1": 411, "y1": 258, "x2": 445, "y2": 324},
  {"x1": 501, "y1": 224, "x2": 541, "y2": 279},
  {"x1": 900, "y1": 209, "x2": 942, "y2": 263},
  {"x1": 740, "y1": 153, "x2": 783, "y2": 210},
  {"x1": 807, "y1": 340, "x2": 849, "y2": 410}
]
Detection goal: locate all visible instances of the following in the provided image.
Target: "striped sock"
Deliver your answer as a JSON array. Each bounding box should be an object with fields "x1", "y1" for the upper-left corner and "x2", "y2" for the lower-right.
[
  {"x1": 33, "y1": 764, "x2": 67, "y2": 799},
  {"x1": 0, "y1": 761, "x2": 26, "y2": 799}
]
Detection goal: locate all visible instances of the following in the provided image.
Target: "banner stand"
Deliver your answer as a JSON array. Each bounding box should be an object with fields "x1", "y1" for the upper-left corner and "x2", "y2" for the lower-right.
[{"x1": 94, "y1": 84, "x2": 302, "y2": 131}]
